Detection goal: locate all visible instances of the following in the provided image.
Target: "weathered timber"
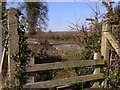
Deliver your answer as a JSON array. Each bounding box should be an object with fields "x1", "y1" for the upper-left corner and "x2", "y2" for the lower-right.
[
  {"x1": 93, "y1": 52, "x2": 101, "y2": 74},
  {"x1": 101, "y1": 19, "x2": 110, "y2": 61},
  {"x1": 23, "y1": 73, "x2": 104, "y2": 88},
  {"x1": 105, "y1": 32, "x2": 120, "y2": 57},
  {"x1": 0, "y1": 4, "x2": 2, "y2": 61},
  {"x1": 0, "y1": 48, "x2": 5, "y2": 89},
  {"x1": 27, "y1": 57, "x2": 35, "y2": 83},
  {"x1": 112, "y1": 25, "x2": 120, "y2": 27},
  {"x1": 0, "y1": 21, "x2": 2, "y2": 61},
  {"x1": 8, "y1": 8, "x2": 19, "y2": 86},
  {"x1": 56, "y1": 85, "x2": 70, "y2": 90},
  {"x1": 26, "y1": 60, "x2": 104, "y2": 72},
  {"x1": 0, "y1": 48, "x2": 6, "y2": 73},
  {"x1": 0, "y1": 73, "x2": 2, "y2": 89},
  {"x1": 101, "y1": 19, "x2": 110, "y2": 87},
  {"x1": 92, "y1": 52, "x2": 101, "y2": 88},
  {"x1": 84, "y1": 87, "x2": 103, "y2": 90}
]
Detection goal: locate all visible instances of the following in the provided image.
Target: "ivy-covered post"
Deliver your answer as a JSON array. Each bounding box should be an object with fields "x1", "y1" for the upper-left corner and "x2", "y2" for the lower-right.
[{"x1": 7, "y1": 8, "x2": 19, "y2": 87}]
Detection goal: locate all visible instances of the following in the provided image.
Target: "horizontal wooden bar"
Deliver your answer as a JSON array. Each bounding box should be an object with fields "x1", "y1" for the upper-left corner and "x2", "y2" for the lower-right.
[
  {"x1": 23, "y1": 73, "x2": 104, "y2": 88},
  {"x1": 26, "y1": 60, "x2": 104, "y2": 72},
  {"x1": 105, "y1": 32, "x2": 120, "y2": 57},
  {"x1": 112, "y1": 25, "x2": 120, "y2": 27}
]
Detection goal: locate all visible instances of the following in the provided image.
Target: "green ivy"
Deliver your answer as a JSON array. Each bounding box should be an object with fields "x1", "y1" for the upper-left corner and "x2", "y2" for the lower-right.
[
  {"x1": 3, "y1": 9, "x2": 30, "y2": 88},
  {"x1": 12, "y1": 12, "x2": 30, "y2": 88}
]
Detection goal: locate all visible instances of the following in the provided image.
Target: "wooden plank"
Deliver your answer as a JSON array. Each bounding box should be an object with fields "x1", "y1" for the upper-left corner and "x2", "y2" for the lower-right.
[
  {"x1": 84, "y1": 87, "x2": 103, "y2": 90},
  {"x1": 0, "y1": 48, "x2": 6, "y2": 73},
  {"x1": 0, "y1": 6, "x2": 3, "y2": 89},
  {"x1": 0, "y1": 48, "x2": 5, "y2": 73},
  {"x1": 27, "y1": 57, "x2": 35, "y2": 83},
  {"x1": 105, "y1": 32, "x2": 120, "y2": 57},
  {"x1": 93, "y1": 52, "x2": 101, "y2": 74},
  {"x1": 56, "y1": 85, "x2": 70, "y2": 90},
  {"x1": 112, "y1": 25, "x2": 120, "y2": 27},
  {"x1": 23, "y1": 73, "x2": 104, "y2": 88},
  {"x1": 101, "y1": 21, "x2": 110, "y2": 61},
  {"x1": 26, "y1": 60, "x2": 104, "y2": 72},
  {"x1": 92, "y1": 52, "x2": 101, "y2": 88},
  {"x1": 0, "y1": 48, "x2": 5, "y2": 90},
  {"x1": 101, "y1": 19, "x2": 110, "y2": 88},
  {"x1": 0, "y1": 20, "x2": 3, "y2": 64}
]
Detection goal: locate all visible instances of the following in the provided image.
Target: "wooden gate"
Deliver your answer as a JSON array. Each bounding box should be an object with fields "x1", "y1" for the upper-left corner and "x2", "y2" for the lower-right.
[{"x1": 0, "y1": 8, "x2": 119, "y2": 89}]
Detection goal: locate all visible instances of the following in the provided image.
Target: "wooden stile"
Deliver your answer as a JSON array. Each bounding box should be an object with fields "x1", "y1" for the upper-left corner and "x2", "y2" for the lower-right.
[{"x1": 1, "y1": 8, "x2": 119, "y2": 89}]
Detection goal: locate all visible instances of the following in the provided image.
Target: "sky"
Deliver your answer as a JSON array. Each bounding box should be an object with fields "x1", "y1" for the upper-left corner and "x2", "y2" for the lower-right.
[
  {"x1": 6, "y1": 1, "x2": 118, "y2": 32},
  {"x1": 47, "y1": 2, "x2": 107, "y2": 31},
  {"x1": 5, "y1": 0, "x2": 120, "y2": 2}
]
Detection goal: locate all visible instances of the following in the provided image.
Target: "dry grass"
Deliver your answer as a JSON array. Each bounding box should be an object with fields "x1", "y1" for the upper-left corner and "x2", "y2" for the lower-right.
[{"x1": 29, "y1": 31, "x2": 83, "y2": 41}]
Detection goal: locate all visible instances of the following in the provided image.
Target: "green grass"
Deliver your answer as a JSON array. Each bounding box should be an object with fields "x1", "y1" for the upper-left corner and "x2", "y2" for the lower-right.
[
  {"x1": 27, "y1": 39, "x2": 82, "y2": 61},
  {"x1": 27, "y1": 39, "x2": 79, "y2": 44},
  {"x1": 59, "y1": 48, "x2": 82, "y2": 61},
  {"x1": 48, "y1": 40, "x2": 79, "y2": 44},
  {"x1": 27, "y1": 39, "x2": 39, "y2": 42}
]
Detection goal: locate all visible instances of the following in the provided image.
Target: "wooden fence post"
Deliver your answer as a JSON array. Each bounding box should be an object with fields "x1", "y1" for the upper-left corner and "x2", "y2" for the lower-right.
[
  {"x1": 92, "y1": 52, "x2": 101, "y2": 88},
  {"x1": 27, "y1": 57, "x2": 35, "y2": 83},
  {"x1": 101, "y1": 19, "x2": 110, "y2": 61},
  {"x1": 7, "y1": 8, "x2": 19, "y2": 87},
  {"x1": 0, "y1": 21, "x2": 2, "y2": 62},
  {"x1": 101, "y1": 18, "x2": 111, "y2": 88},
  {"x1": 0, "y1": 20, "x2": 3, "y2": 89}
]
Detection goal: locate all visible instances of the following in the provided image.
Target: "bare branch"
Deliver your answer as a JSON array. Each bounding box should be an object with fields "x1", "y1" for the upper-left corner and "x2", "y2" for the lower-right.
[{"x1": 86, "y1": 3, "x2": 96, "y2": 14}]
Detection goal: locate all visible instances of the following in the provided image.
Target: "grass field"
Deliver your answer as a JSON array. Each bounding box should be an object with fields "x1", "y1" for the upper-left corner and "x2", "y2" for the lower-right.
[
  {"x1": 27, "y1": 39, "x2": 79, "y2": 44},
  {"x1": 57, "y1": 47, "x2": 82, "y2": 61},
  {"x1": 48, "y1": 40, "x2": 79, "y2": 44}
]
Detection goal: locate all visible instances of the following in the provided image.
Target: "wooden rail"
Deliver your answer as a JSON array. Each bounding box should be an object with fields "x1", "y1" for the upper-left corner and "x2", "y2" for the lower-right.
[
  {"x1": 0, "y1": 48, "x2": 6, "y2": 90},
  {"x1": 105, "y1": 32, "x2": 120, "y2": 56},
  {"x1": 26, "y1": 60, "x2": 104, "y2": 72},
  {"x1": 23, "y1": 73, "x2": 104, "y2": 88},
  {"x1": 24, "y1": 52, "x2": 104, "y2": 89}
]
